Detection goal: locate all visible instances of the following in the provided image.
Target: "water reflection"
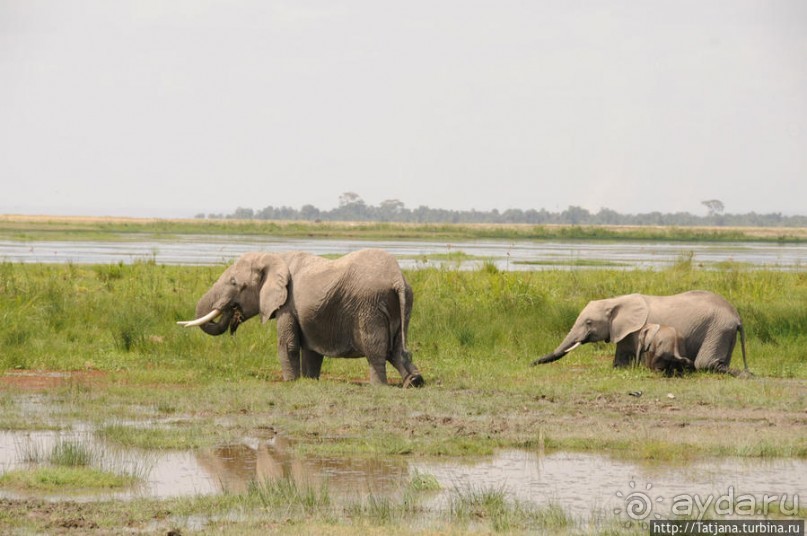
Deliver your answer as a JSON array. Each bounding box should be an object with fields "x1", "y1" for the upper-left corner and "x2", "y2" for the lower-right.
[
  {"x1": 1, "y1": 235, "x2": 806, "y2": 270},
  {"x1": 1, "y1": 427, "x2": 804, "y2": 520},
  {"x1": 195, "y1": 436, "x2": 409, "y2": 496}
]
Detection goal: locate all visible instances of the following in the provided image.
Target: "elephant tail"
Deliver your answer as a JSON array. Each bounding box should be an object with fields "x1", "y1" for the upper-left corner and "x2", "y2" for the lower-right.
[
  {"x1": 738, "y1": 323, "x2": 749, "y2": 371},
  {"x1": 394, "y1": 279, "x2": 409, "y2": 355}
]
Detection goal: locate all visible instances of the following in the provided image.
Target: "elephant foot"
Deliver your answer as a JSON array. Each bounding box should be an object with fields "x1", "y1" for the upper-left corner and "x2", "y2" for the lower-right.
[{"x1": 402, "y1": 374, "x2": 424, "y2": 389}]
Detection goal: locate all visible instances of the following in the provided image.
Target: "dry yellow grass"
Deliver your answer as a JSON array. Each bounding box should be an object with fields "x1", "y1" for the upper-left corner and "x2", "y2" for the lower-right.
[{"x1": 3, "y1": 213, "x2": 806, "y2": 239}]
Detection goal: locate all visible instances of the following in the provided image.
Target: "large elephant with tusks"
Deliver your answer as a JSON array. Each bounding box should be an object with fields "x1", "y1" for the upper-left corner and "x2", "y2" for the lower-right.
[
  {"x1": 531, "y1": 291, "x2": 749, "y2": 375},
  {"x1": 178, "y1": 249, "x2": 424, "y2": 387}
]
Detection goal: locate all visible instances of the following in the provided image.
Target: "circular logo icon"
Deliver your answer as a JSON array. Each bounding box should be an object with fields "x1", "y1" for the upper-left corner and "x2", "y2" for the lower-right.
[{"x1": 614, "y1": 480, "x2": 664, "y2": 527}]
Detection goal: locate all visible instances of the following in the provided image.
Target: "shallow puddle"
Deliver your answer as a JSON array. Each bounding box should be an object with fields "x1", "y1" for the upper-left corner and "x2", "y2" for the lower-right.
[
  {"x1": 0, "y1": 426, "x2": 803, "y2": 520},
  {"x1": 416, "y1": 450, "x2": 804, "y2": 519}
]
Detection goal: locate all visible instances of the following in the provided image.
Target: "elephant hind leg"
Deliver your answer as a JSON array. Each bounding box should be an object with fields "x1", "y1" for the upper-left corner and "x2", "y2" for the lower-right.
[
  {"x1": 358, "y1": 314, "x2": 393, "y2": 385},
  {"x1": 360, "y1": 312, "x2": 423, "y2": 387},
  {"x1": 386, "y1": 324, "x2": 424, "y2": 387},
  {"x1": 387, "y1": 351, "x2": 424, "y2": 388},
  {"x1": 693, "y1": 331, "x2": 736, "y2": 373},
  {"x1": 366, "y1": 357, "x2": 389, "y2": 386},
  {"x1": 301, "y1": 349, "x2": 324, "y2": 379},
  {"x1": 402, "y1": 371, "x2": 424, "y2": 388}
]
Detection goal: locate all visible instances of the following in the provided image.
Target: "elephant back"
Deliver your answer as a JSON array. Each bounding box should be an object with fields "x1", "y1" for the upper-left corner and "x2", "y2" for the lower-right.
[{"x1": 644, "y1": 291, "x2": 740, "y2": 357}]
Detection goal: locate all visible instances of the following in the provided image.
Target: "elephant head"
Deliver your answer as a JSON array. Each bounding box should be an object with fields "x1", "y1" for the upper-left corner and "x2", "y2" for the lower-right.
[
  {"x1": 531, "y1": 294, "x2": 649, "y2": 366},
  {"x1": 635, "y1": 323, "x2": 662, "y2": 364},
  {"x1": 177, "y1": 253, "x2": 290, "y2": 336}
]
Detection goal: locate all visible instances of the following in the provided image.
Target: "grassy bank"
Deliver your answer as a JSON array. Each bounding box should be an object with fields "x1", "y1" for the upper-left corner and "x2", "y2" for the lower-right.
[
  {"x1": 3, "y1": 214, "x2": 807, "y2": 242},
  {"x1": 1, "y1": 260, "x2": 806, "y2": 532}
]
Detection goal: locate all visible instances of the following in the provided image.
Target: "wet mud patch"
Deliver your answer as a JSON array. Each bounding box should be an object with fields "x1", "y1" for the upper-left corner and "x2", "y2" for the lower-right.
[{"x1": 0, "y1": 370, "x2": 106, "y2": 392}]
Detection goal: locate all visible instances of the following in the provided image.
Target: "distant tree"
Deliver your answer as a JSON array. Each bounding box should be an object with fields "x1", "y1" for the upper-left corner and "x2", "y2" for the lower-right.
[
  {"x1": 231, "y1": 207, "x2": 255, "y2": 220},
  {"x1": 300, "y1": 204, "x2": 321, "y2": 221},
  {"x1": 594, "y1": 208, "x2": 621, "y2": 225},
  {"x1": 702, "y1": 199, "x2": 725, "y2": 217},
  {"x1": 562, "y1": 205, "x2": 591, "y2": 225},
  {"x1": 378, "y1": 199, "x2": 405, "y2": 221},
  {"x1": 336, "y1": 192, "x2": 368, "y2": 220},
  {"x1": 339, "y1": 192, "x2": 364, "y2": 208},
  {"x1": 502, "y1": 208, "x2": 525, "y2": 223}
]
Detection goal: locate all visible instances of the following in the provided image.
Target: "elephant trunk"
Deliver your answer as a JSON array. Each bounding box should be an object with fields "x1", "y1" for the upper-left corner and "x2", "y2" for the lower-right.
[
  {"x1": 531, "y1": 339, "x2": 583, "y2": 366},
  {"x1": 192, "y1": 292, "x2": 235, "y2": 336},
  {"x1": 197, "y1": 307, "x2": 234, "y2": 336}
]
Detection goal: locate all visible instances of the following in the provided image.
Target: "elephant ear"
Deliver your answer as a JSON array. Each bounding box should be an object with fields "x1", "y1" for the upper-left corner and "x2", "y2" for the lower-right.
[
  {"x1": 610, "y1": 294, "x2": 649, "y2": 343},
  {"x1": 641, "y1": 323, "x2": 660, "y2": 352},
  {"x1": 258, "y1": 254, "x2": 290, "y2": 323}
]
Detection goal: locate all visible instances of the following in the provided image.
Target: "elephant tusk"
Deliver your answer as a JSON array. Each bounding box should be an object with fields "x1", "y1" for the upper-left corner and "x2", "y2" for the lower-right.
[
  {"x1": 177, "y1": 309, "x2": 221, "y2": 328},
  {"x1": 562, "y1": 341, "x2": 582, "y2": 354}
]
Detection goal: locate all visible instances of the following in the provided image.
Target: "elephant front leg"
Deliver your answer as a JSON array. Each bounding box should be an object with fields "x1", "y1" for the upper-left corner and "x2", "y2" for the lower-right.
[
  {"x1": 301, "y1": 349, "x2": 324, "y2": 379},
  {"x1": 669, "y1": 354, "x2": 696, "y2": 370},
  {"x1": 276, "y1": 314, "x2": 301, "y2": 381},
  {"x1": 613, "y1": 337, "x2": 639, "y2": 368}
]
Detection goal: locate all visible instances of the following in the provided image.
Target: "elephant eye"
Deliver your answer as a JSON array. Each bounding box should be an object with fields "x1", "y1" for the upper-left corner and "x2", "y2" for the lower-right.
[
  {"x1": 585, "y1": 319, "x2": 592, "y2": 326},
  {"x1": 229, "y1": 277, "x2": 238, "y2": 286}
]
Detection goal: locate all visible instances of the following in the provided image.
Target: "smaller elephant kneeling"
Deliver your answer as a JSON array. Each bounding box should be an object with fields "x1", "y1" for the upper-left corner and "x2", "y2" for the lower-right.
[
  {"x1": 637, "y1": 323, "x2": 695, "y2": 376},
  {"x1": 531, "y1": 290, "x2": 749, "y2": 375}
]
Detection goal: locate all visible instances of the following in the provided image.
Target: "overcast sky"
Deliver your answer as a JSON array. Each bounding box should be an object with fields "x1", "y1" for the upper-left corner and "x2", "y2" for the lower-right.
[{"x1": 1, "y1": 1, "x2": 805, "y2": 218}]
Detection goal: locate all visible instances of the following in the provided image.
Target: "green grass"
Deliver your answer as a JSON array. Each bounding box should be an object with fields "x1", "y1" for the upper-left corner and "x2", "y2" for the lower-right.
[
  {"x1": 0, "y1": 438, "x2": 144, "y2": 493},
  {"x1": 246, "y1": 477, "x2": 332, "y2": 516},
  {"x1": 98, "y1": 422, "x2": 214, "y2": 450},
  {"x1": 0, "y1": 483, "x2": 637, "y2": 535},
  {"x1": 447, "y1": 487, "x2": 574, "y2": 533},
  {"x1": 0, "y1": 466, "x2": 137, "y2": 492},
  {"x1": 408, "y1": 470, "x2": 441, "y2": 492},
  {"x1": 514, "y1": 259, "x2": 628, "y2": 267}
]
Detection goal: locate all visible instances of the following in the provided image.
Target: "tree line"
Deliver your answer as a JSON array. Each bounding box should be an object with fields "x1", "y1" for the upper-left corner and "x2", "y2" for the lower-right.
[{"x1": 197, "y1": 193, "x2": 807, "y2": 227}]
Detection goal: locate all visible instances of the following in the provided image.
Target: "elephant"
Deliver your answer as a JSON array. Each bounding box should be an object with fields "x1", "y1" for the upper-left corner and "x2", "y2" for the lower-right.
[
  {"x1": 177, "y1": 249, "x2": 424, "y2": 387},
  {"x1": 531, "y1": 290, "x2": 749, "y2": 375},
  {"x1": 636, "y1": 323, "x2": 695, "y2": 376}
]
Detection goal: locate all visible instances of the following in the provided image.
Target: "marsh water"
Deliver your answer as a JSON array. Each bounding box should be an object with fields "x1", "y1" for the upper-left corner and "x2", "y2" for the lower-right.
[
  {"x1": 0, "y1": 422, "x2": 803, "y2": 520},
  {"x1": 2, "y1": 235, "x2": 807, "y2": 270}
]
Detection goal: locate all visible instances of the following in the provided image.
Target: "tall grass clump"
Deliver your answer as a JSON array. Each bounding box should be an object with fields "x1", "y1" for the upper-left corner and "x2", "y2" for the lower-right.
[
  {"x1": 3, "y1": 436, "x2": 147, "y2": 492},
  {"x1": 446, "y1": 486, "x2": 575, "y2": 533},
  {"x1": 407, "y1": 469, "x2": 441, "y2": 492},
  {"x1": 345, "y1": 494, "x2": 404, "y2": 525},
  {"x1": 49, "y1": 439, "x2": 93, "y2": 467},
  {"x1": 246, "y1": 477, "x2": 331, "y2": 516}
]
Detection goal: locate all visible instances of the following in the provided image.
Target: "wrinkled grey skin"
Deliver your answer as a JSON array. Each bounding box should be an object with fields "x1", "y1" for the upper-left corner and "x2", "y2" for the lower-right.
[
  {"x1": 531, "y1": 291, "x2": 749, "y2": 375},
  {"x1": 186, "y1": 249, "x2": 423, "y2": 387},
  {"x1": 636, "y1": 323, "x2": 695, "y2": 376}
]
